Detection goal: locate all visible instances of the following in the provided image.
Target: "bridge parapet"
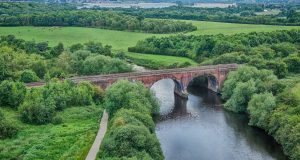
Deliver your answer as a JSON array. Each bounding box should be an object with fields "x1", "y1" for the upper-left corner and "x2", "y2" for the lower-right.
[{"x1": 26, "y1": 64, "x2": 239, "y2": 95}]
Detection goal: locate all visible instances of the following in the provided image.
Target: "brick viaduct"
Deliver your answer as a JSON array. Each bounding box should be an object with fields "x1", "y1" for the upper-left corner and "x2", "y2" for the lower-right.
[{"x1": 27, "y1": 64, "x2": 238, "y2": 98}]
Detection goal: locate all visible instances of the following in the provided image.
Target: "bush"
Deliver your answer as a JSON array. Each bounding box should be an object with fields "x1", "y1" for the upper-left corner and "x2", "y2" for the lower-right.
[
  {"x1": 72, "y1": 82, "x2": 95, "y2": 106},
  {"x1": 0, "y1": 80, "x2": 26, "y2": 108},
  {"x1": 105, "y1": 80, "x2": 159, "y2": 116},
  {"x1": 43, "y1": 80, "x2": 75, "y2": 110},
  {"x1": 110, "y1": 109, "x2": 155, "y2": 133},
  {"x1": 18, "y1": 69, "x2": 40, "y2": 83},
  {"x1": 0, "y1": 120, "x2": 19, "y2": 139},
  {"x1": 248, "y1": 92, "x2": 276, "y2": 130},
  {"x1": 19, "y1": 88, "x2": 56, "y2": 124},
  {"x1": 52, "y1": 115, "x2": 63, "y2": 125},
  {"x1": 100, "y1": 124, "x2": 163, "y2": 160}
]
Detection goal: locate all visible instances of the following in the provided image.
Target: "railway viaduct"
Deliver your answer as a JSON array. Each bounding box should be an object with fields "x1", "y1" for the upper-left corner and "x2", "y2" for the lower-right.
[{"x1": 27, "y1": 64, "x2": 238, "y2": 98}]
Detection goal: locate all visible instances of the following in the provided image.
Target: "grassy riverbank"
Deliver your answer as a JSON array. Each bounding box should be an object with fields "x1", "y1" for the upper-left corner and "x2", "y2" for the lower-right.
[{"x1": 0, "y1": 106, "x2": 103, "y2": 159}]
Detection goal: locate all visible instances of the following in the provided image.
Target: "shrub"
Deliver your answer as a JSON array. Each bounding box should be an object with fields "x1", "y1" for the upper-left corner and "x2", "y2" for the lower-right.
[
  {"x1": 18, "y1": 69, "x2": 40, "y2": 83},
  {"x1": 110, "y1": 109, "x2": 155, "y2": 133},
  {"x1": 52, "y1": 115, "x2": 63, "y2": 125},
  {"x1": 19, "y1": 88, "x2": 56, "y2": 124},
  {"x1": 0, "y1": 80, "x2": 26, "y2": 108},
  {"x1": 43, "y1": 80, "x2": 75, "y2": 110},
  {"x1": 0, "y1": 120, "x2": 19, "y2": 139},
  {"x1": 105, "y1": 80, "x2": 159, "y2": 116},
  {"x1": 248, "y1": 92, "x2": 276, "y2": 130},
  {"x1": 100, "y1": 124, "x2": 163, "y2": 160},
  {"x1": 72, "y1": 82, "x2": 95, "y2": 106}
]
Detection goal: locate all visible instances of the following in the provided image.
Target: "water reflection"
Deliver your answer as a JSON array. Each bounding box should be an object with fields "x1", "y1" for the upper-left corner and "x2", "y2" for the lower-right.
[{"x1": 151, "y1": 79, "x2": 287, "y2": 160}]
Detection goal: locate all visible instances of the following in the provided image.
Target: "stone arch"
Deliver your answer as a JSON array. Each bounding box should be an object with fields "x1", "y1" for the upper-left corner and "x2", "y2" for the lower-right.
[
  {"x1": 187, "y1": 73, "x2": 220, "y2": 93},
  {"x1": 149, "y1": 77, "x2": 188, "y2": 98}
]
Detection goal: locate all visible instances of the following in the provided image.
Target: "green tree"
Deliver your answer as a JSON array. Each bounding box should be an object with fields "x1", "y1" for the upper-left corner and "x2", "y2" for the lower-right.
[
  {"x1": 19, "y1": 88, "x2": 56, "y2": 124},
  {"x1": 0, "y1": 80, "x2": 26, "y2": 108},
  {"x1": 18, "y1": 69, "x2": 40, "y2": 83},
  {"x1": 248, "y1": 92, "x2": 276, "y2": 130}
]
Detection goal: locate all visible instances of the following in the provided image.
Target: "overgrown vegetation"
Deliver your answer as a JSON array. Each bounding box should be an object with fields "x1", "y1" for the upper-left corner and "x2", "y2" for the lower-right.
[
  {"x1": 99, "y1": 80, "x2": 163, "y2": 160},
  {"x1": 222, "y1": 66, "x2": 300, "y2": 160},
  {"x1": 0, "y1": 79, "x2": 104, "y2": 159}
]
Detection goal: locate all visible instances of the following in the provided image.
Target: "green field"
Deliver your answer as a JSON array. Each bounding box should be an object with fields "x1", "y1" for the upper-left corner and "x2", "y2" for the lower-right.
[
  {"x1": 0, "y1": 21, "x2": 299, "y2": 68},
  {"x1": 0, "y1": 21, "x2": 298, "y2": 50},
  {"x1": 0, "y1": 26, "x2": 163, "y2": 50},
  {"x1": 187, "y1": 21, "x2": 300, "y2": 35},
  {"x1": 0, "y1": 106, "x2": 103, "y2": 160}
]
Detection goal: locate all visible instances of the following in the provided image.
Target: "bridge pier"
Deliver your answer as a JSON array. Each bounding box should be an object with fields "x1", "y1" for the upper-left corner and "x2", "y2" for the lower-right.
[{"x1": 174, "y1": 89, "x2": 189, "y2": 99}]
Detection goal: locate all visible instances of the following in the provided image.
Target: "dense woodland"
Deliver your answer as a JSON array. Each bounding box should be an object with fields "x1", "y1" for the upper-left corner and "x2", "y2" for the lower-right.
[
  {"x1": 97, "y1": 4, "x2": 300, "y2": 26},
  {"x1": 130, "y1": 29, "x2": 300, "y2": 78}
]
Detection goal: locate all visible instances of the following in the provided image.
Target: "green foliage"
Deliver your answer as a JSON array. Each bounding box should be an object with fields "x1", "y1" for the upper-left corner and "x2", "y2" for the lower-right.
[
  {"x1": 105, "y1": 80, "x2": 159, "y2": 116},
  {"x1": 248, "y1": 92, "x2": 276, "y2": 129},
  {"x1": 0, "y1": 120, "x2": 18, "y2": 139},
  {"x1": 72, "y1": 82, "x2": 95, "y2": 106},
  {"x1": 0, "y1": 80, "x2": 26, "y2": 108},
  {"x1": 100, "y1": 80, "x2": 162, "y2": 159},
  {"x1": 0, "y1": 106, "x2": 102, "y2": 159},
  {"x1": 222, "y1": 66, "x2": 277, "y2": 100},
  {"x1": 19, "y1": 80, "x2": 103, "y2": 125},
  {"x1": 224, "y1": 80, "x2": 257, "y2": 113},
  {"x1": 19, "y1": 88, "x2": 56, "y2": 125},
  {"x1": 85, "y1": 41, "x2": 112, "y2": 56},
  {"x1": 223, "y1": 66, "x2": 300, "y2": 159},
  {"x1": 100, "y1": 124, "x2": 163, "y2": 160},
  {"x1": 0, "y1": 111, "x2": 18, "y2": 139},
  {"x1": 105, "y1": 5, "x2": 300, "y2": 26},
  {"x1": 17, "y1": 69, "x2": 40, "y2": 83},
  {"x1": 130, "y1": 30, "x2": 300, "y2": 77},
  {"x1": 69, "y1": 43, "x2": 84, "y2": 53},
  {"x1": 0, "y1": 10, "x2": 196, "y2": 34},
  {"x1": 110, "y1": 109, "x2": 155, "y2": 133},
  {"x1": 82, "y1": 55, "x2": 132, "y2": 75},
  {"x1": 284, "y1": 54, "x2": 300, "y2": 73}
]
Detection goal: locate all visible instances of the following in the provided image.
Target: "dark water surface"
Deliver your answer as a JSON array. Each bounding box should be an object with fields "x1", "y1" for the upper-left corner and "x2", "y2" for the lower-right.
[{"x1": 151, "y1": 79, "x2": 287, "y2": 160}]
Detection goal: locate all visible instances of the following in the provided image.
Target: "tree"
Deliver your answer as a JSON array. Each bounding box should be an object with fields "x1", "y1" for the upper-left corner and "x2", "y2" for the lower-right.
[
  {"x1": 0, "y1": 80, "x2": 26, "y2": 108},
  {"x1": 18, "y1": 69, "x2": 39, "y2": 83},
  {"x1": 69, "y1": 43, "x2": 84, "y2": 53},
  {"x1": 248, "y1": 92, "x2": 276, "y2": 130},
  {"x1": 224, "y1": 80, "x2": 257, "y2": 113},
  {"x1": 19, "y1": 88, "x2": 56, "y2": 124},
  {"x1": 100, "y1": 124, "x2": 163, "y2": 160},
  {"x1": 105, "y1": 80, "x2": 159, "y2": 116},
  {"x1": 50, "y1": 43, "x2": 64, "y2": 57}
]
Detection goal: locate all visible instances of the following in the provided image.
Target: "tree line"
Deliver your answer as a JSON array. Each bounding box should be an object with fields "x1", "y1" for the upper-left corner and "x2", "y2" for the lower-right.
[
  {"x1": 0, "y1": 10, "x2": 196, "y2": 34},
  {"x1": 100, "y1": 4, "x2": 300, "y2": 26},
  {"x1": 129, "y1": 29, "x2": 300, "y2": 78}
]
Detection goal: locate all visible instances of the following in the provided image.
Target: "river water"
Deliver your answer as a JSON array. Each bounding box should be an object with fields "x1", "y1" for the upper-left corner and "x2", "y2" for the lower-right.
[{"x1": 151, "y1": 79, "x2": 287, "y2": 160}]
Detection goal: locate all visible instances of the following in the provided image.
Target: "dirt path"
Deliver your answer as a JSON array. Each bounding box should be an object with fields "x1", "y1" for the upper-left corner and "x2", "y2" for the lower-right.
[{"x1": 85, "y1": 110, "x2": 108, "y2": 160}]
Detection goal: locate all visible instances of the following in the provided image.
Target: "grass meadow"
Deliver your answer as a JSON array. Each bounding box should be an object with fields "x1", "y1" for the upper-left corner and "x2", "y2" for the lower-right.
[
  {"x1": 0, "y1": 106, "x2": 103, "y2": 160},
  {"x1": 0, "y1": 21, "x2": 298, "y2": 68}
]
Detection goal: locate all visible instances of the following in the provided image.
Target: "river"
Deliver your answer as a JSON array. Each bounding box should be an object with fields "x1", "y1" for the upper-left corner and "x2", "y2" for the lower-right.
[{"x1": 151, "y1": 79, "x2": 287, "y2": 160}]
